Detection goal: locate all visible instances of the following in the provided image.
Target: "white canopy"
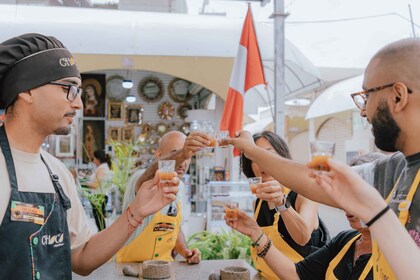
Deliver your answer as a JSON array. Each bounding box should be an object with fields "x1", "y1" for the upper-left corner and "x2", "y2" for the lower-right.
[
  {"x1": 305, "y1": 75, "x2": 362, "y2": 119},
  {"x1": 0, "y1": 4, "x2": 322, "y2": 103}
]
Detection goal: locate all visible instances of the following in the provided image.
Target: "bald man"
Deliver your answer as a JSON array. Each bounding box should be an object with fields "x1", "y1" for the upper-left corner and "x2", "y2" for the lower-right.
[
  {"x1": 224, "y1": 38, "x2": 420, "y2": 279},
  {"x1": 117, "y1": 131, "x2": 210, "y2": 264}
]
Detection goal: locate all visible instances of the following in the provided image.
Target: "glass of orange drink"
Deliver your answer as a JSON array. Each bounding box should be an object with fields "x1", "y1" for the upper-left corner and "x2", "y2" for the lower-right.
[
  {"x1": 217, "y1": 130, "x2": 230, "y2": 148},
  {"x1": 309, "y1": 141, "x2": 335, "y2": 174},
  {"x1": 158, "y1": 160, "x2": 176, "y2": 184},
  {"x1": 248, "y1": 177, "x2": 262, "y2": 195},
  {"x1": 224, "y1": 201, "x2": 239, "y2": 221}
]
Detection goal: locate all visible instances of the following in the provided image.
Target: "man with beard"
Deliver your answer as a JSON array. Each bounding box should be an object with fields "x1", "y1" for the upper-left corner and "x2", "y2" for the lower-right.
[
  {"x1": 0, "y1": 33, "x2": 179, "y2": 279},
  {"x1": 223, "y1": 38, "x2": 420, "y2": 279},
  {"x1": 117, "y1": 131, "x2": 209, "y2": 264}
]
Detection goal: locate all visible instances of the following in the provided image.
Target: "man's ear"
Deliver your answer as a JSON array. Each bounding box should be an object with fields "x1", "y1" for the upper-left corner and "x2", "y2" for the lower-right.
[
  {"x1": 155, "y1": 149, "x2": 161, "y2": 158},
  {"x1": 17, "y1": 91, "x2": 33, "y2": 104},
  {"x1": 391, "y1": 83, "x2": 409, "y2": 112}
]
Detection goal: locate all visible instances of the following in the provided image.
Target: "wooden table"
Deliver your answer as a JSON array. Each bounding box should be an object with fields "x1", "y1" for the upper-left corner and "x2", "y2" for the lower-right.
[{"x1": 72, "y1": 259, "x2": 262, "y2": 279}]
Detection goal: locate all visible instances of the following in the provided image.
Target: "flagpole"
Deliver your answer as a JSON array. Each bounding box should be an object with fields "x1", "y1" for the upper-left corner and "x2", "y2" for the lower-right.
[{"x1": 272, "y1": 0, "x2": 288, "y2": 138}]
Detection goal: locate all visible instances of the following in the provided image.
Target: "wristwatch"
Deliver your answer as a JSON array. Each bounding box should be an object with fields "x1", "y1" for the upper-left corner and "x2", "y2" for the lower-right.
[{"x1": 275, "y1": 195, "x2": 291, "y2": 212}]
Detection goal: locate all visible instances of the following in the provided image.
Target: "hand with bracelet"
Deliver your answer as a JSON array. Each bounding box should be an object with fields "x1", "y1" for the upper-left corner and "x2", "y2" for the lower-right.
[{"x1": 314, "y1": 158, "x2": 420, "y2": 280}]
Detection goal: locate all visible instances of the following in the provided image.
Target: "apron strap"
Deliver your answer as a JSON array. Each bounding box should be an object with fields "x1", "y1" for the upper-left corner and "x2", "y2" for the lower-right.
[
  {"x1": 41, "y1": 155, "x2": 72, "y2": 210},
  {"x1": 0, "y1": 125, "x2": 19, "y2": 190}
]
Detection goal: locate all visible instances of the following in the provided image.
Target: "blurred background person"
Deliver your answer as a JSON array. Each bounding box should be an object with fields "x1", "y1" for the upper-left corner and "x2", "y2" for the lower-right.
[{"x1": 85, "y1": 150, "x2": 113, "y2": 231}]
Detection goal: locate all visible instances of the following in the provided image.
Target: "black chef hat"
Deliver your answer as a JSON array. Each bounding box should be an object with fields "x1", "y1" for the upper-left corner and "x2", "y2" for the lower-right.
[{"x1": 0, "y1": 33, "x2": 81, "y2": 109}]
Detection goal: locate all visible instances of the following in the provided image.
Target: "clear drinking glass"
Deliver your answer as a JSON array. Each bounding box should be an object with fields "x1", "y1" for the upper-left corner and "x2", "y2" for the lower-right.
[
  {"x1": 158, "y1": 160, "x2": 176, "y2": 183},
  {"x1": 309, "y1": 141, "x2": 335, "y2": 174},
  {"x1": 217, "y1": 130, "x2": 230, "y2": 148},
  {"x1": 248, "y1": 177, "x2": 262, "y2": 195},
  {"x1": 224, "y1": 201, "x2": 239, "y2": 221}
]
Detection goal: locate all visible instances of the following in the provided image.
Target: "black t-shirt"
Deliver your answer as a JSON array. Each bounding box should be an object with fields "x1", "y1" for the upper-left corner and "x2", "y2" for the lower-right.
[
  {"x1": 296, "y1": 230, "x2": 373, "y2": 280},
  {"x1": 255, "y1": 191, "x2": 329, "y2": 257}
]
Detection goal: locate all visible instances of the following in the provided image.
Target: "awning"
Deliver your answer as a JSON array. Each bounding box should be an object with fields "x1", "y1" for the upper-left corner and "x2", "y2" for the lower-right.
[{"x1": 305, "y1": 75, "x2": 362, "y2": 119}]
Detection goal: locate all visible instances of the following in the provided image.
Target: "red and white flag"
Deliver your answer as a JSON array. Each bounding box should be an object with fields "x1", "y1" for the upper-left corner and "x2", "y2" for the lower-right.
[{"x1": 220, "y1": 6, "x2": 266, "y2": 156}]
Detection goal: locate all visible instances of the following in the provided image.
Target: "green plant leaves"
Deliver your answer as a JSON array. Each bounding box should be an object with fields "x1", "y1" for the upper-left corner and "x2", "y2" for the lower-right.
[{"x1": 187, "y1": 230, "x2": 252, "y2": 265}]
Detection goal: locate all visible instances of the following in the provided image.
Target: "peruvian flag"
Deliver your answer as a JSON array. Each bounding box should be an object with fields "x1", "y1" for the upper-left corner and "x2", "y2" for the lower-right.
[{"x1": 220, "y1": 6, "x2": 267, "y2": 156}]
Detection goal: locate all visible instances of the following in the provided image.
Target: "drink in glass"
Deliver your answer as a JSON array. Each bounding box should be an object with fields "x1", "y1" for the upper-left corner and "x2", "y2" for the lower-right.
[
  {"x1": 224, "y1": 201, "x2": 239, "y2": 221},
  {"x1": 309, "y1": 141, "x2": 335, "y2": 174},
  {"x1": 248, "y1": 177, "x2": 262, "y2": 194},
  {"x1": 217, "y1": 130, "x2": 229, "y2": 148},
  {"x1": 158, "y1": 160, "x2": 176, "y2": 184}
]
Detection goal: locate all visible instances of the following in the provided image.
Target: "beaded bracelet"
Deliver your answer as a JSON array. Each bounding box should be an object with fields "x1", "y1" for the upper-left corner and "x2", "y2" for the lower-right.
[
  {"x1": 251, "y1": 232, "x2": 264, "y2": 248},
  {"x1": 257, "y1": 237, "x2": 272, "y2": 258},
  {"x1": 366, "y1": 205, "x2": 390, "y2": 227},
  {"x1": 127, "y1": 206, "x2": 143, "y2": 235}
]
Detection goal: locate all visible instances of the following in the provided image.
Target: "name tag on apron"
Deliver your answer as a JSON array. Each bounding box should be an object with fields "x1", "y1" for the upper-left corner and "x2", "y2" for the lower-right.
[
  {"x1": 153, "y1": 222, "x2": 175, "y2": 232},
  {"x1": 10, "y1": 201, "x2": 45, "y2": 225}
]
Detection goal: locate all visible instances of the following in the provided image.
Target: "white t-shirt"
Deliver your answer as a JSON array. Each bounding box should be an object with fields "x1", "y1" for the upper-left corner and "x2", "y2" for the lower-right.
[{"x1": 0, "y1": 147, "x2": 95, "y2": 253}]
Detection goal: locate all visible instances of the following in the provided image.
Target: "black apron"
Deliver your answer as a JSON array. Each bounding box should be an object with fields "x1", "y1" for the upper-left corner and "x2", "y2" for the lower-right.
[{"x1": 0, "y1": 125, "x2": 72, "y2": 280}]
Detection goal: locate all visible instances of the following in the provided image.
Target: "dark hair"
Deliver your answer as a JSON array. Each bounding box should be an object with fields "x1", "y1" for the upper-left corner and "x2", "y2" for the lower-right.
[
  {"x1": 242, "y1": 131, "x2": 291, "y2": 178},
  {"x1": 93, "y1": 150, "x2": 112, "y2": 169}
]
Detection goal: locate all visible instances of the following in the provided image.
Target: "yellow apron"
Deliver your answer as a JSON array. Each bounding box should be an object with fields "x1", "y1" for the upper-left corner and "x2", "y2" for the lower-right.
[
  {"x1": 372, "y1": 169, "x2": 420, "y2": 280},
  {"x1": 251, "y1": 196, "x2": 304, "y2": 280},
  {"x1": 116, "y1": 201, "x2": 182, "y2": 262},
  {"x1": 325, "y1": 233, "x2": 372, "y2": 280}
]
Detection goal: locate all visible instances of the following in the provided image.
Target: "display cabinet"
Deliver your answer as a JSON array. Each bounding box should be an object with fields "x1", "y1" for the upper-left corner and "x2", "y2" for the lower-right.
[{"x1": 206, "y1": 181, "x2": 254, "y2": 233}]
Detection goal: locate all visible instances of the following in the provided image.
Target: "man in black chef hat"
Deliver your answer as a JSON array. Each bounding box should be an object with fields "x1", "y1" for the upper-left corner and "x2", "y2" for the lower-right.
[{"x1": 0, "y1": 33, "x2": 179, "y2": 279}]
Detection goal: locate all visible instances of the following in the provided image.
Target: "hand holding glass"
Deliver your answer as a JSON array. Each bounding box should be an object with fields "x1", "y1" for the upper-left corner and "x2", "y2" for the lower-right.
[{"x1": 309, "y1": 141, "x2": 335, "y2": 174}]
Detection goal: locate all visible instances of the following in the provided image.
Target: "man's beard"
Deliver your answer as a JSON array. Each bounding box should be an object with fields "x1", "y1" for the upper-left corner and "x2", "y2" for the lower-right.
[
  {"x1": 371, "y1": 100, "x2": 401, "y2": 152},
  {"x1": 53, "y1": 126, "x2": 71, "y2": 135}
]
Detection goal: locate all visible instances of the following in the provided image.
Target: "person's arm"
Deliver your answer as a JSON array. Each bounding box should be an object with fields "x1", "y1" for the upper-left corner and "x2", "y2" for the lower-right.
[
  {"x1": 315, "y1": 159, "x2": 420, "y2": 280},
  {"x1": 222, "y1": 131, "x2": 338, "y2": 207},
  {"x1": 256, "y1": 181, "x2": 319, "y2": 245},
  {"x1": 174, "y1": 229, "x2": 201, "y2": 264},
  {"x1": 135, "y1": 132, "x2": 210, "y2": 193},
  {"x1": 71, "y1": 172, "x2": 179, "y2": 276},
  {"x1": 225, "y1": 209, "x2": 299, "y2": 280}
]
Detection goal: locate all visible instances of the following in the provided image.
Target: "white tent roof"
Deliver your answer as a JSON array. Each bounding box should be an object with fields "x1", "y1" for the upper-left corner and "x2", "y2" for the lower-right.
[
  {"x1": 0, "y1": 4, "x2": 322, "y2": 103},
  {"x1": 305, "y1": 75, "x2": 362, "y2": 119}
]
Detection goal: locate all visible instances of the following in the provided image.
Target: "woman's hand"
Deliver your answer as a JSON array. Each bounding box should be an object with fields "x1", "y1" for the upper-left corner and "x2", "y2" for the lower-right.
[
  {"x1": 255, "y1": 180, "x2": 285, "y2": 206},
  {"x1": 225, "y1": 208, "x2": 260, "y2": 237},
  {"x1": 220, "y1": 130, "x2": 256, "y2": 158},
  {"x1": 133, "y1": 171, "x2": 179, "y2": 219},
  {"x1": 313, "y1": 158, "x2": 387, "y2": 222}
]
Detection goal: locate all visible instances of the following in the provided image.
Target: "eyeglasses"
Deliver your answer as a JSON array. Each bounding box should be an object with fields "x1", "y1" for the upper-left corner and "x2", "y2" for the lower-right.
[
  {"x1": 48, "y1": 82, "x2": 83, "y2": 102},
  {"x1": 350, "y1": 83, "x2": 413, "y2": 110}
]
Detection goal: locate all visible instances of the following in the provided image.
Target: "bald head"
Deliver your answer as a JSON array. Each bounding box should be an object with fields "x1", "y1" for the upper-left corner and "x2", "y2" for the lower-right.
[
  {"x1": 366, "y1": 38, "x2": 420, "y2": 87},
  {"x1": 157, "y1": 131, "x2": 187, "y2": 158}
]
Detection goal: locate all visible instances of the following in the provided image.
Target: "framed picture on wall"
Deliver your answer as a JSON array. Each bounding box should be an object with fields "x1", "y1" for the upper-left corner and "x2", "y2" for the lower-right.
[
  {"x1": 108, "y1": 127, "x2": 121, "y2": 143},
  {"x1": 82, "y1": 120, "x2": 105, "y2": 163},
  {"x1": 126, "y1": 105, "x2": 144, "y2": 125},
  {"x1": 55, "y1": 128, "x2": 75, "y2": 157},
  {"x1": 108, "y1": 102, "x2": 123, "y2": 120},
  {"x1": 122, "y1": 127, "x2": 134, "y2": 143},
  {"x1": 81, "y1": 74, "x2": 106, "y2": 118}
]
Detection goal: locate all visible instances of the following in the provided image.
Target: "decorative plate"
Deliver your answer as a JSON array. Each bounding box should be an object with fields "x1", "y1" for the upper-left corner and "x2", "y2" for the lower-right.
[
  {"x1": 106, "y1": 75, "x2": 129, "y2": 101},
  {"x1": 177, "y1": 103, "x2": 192, "y2": 119},
  {"x1": 157, "y1": 102, "x2": 175, "y2": 120},
  {"x1": 138, "y1": 76, "x2": 164, "y2": 103},
  {"x1": 156, "y1": 122, "x2": 168, "y2": 136},
  {"x1": 168, "y1": 78, "x2": 193, "y2": 103}
]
